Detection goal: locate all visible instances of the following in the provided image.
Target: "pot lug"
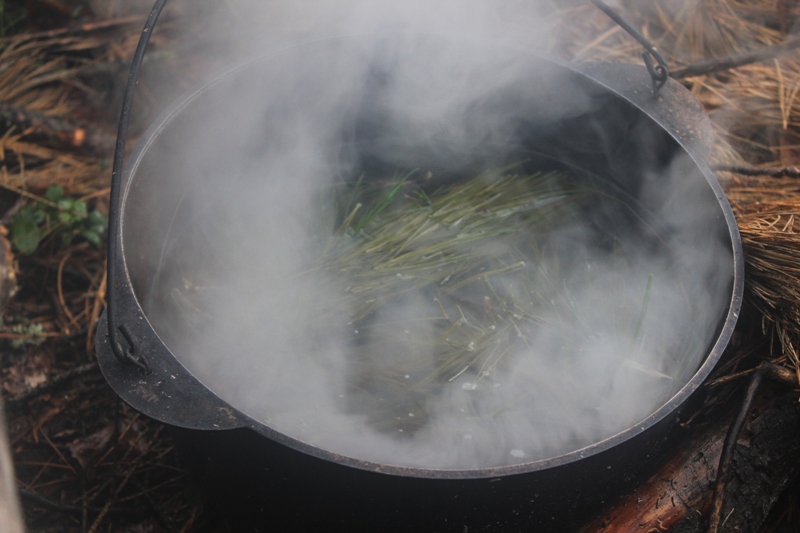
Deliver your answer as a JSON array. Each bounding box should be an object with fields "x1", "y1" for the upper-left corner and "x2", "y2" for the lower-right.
[
  {"x1": 96, "y1": 310, "x2": 246, "y2": 431},
  {"x1": 574, "y1": 62, "x2": 714, "y2": 162}
]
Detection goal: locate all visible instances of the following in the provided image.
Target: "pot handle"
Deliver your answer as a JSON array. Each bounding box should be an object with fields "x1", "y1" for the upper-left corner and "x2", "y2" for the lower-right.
[
  {"x1": 100, "y1": 0, "x2": 246, "y2": 430},
  {"x1": 106, "y1": 0, "x2": 170, "y2": 375},
  {"x1": 96, "y1": 309, "x2": 247, "y2": 430},
  {"x1": 590, "y1": 0, "x2": 670, "y2": 98},
  {"x1": 572, "y1": 61, "x2": 714, "y2": 162}
]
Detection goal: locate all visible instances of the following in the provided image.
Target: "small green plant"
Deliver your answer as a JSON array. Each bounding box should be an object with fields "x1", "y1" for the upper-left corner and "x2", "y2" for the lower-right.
[
  {"x1": 10, "y1": 322, "x2": 46, "y2": 349},
  {"x1": 0, "y1": 317, "x2": 47, "y2": 349},
  {"x1": 10, "y1": 185, "x2": 108, "y2": 254}
]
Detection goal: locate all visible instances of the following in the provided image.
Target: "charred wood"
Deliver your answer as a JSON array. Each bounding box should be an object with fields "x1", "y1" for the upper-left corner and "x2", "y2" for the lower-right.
[{"x1": 580, "y1": 386, "x2": 800, "y2": 533}]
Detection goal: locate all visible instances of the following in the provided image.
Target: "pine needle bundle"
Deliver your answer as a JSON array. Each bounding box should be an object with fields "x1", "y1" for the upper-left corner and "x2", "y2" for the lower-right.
[{"x1": 310, "y1": 169, "x2": 600, "y2": 433}]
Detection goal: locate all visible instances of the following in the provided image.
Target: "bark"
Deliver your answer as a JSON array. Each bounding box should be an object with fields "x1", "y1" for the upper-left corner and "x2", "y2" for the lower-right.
[
  {"x1": 0, "y1": 398, "x2": 24, "y2": 533},
  {"x1": 580, "y1": 388, "x2": 800, "y2": 533},
  {"x1": 0, "y1": 230, "x2": 24, "y2": 532},
  {"x1": 712, "y1": 165, "x2": 800, "y2": 178},
  {"x1": 717, "y1": 391, "x2": 800, "y2": 532}
]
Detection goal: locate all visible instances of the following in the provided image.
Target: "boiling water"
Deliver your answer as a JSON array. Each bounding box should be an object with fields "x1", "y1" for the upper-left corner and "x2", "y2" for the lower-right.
[{"x1": 142, "y1": 164, "x2": 728, "y2": 469}]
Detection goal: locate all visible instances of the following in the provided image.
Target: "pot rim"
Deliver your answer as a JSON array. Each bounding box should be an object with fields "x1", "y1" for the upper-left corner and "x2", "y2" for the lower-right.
[{"x1": 102, "y1": 34, "x2": 744, "y2": 479}]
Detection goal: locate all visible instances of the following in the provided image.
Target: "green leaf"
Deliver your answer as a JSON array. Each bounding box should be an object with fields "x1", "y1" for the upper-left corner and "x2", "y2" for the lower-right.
[
  {"x1": 10, "y1": 206, "x2": 45, "y2": 254},
  {"x1": 58, "y1": 211, "x2": 73, "y2": 224},
  {"x1": 22, "y1": 203, "x2": 46, "y2": 225},
  {"x1": 354, "y1": 170, "x2": 416, "y2": 232},
  {"x1": 80, "y1": 229, "x2": 101, "y2": 247},
  {"x1": 71, "y1": 201, "x2": 87, "y2": 218},
  {"x1": 87, "y1": 211, "x2": 108, "y2": 237},
  {"x1": 88, "y1": 210, "x2": 107, "y2": 227},
  {"x1": 8, "y1": 191, "x2": 107, "y2": 254},
  {"x1": 44, "y1": 185, "x2": 64, "y2": 203}
]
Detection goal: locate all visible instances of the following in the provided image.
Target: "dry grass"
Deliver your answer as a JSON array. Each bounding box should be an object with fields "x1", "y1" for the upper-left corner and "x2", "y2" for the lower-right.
[
  {"x1": 733, "y1": 198, "x2": 800, "y2": 369},
  {"x1": 551, "y1": 0, "x2": 800, "y2": 164},
  {"x1": 0, "y1": 12, "x2": 207, "y2": 532},
  {"x1": 0, "y1": 35, "x2": 110, "y2": 198},
  {"x1": 0, "y1": 30, "x2": 125, "y2": 355}
]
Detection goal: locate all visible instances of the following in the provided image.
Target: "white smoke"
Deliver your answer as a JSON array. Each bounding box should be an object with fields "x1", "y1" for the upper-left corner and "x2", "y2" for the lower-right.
[{"x1": 128, "y1": 0, "x2": 735, "y2": 469}]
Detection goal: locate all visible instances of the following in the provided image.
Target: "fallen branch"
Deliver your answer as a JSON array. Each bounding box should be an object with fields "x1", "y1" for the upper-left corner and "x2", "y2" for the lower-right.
[
  {"x1": 712, "y1": 164, "x2": 800, "y2": 178},
  {"x1": 671, "y1": 35, "x2": 800, "y2": 79},
  {"x1": 0, "y1": 101, "x2": 114, "y2": 154}
]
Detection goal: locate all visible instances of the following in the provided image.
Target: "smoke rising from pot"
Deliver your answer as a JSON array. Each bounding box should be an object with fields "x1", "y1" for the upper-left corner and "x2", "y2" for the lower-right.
[{"x1": 128, "y1": 0, "x2": 735, "y2": 469}]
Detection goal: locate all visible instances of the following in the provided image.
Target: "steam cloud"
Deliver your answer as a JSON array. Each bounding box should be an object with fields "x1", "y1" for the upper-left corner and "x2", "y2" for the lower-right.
[{"x1": 129, "y1": 0, "x2": 735, "y2": 470}]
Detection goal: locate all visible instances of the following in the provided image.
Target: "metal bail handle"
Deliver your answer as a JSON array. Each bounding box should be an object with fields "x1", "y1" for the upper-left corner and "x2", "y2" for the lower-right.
[
  {"x1": 590, "y1": 0, "x2": 670, "y2": 98},
  {"x1": 107, "y1": 0, "x2": 170, "y2": 374}
]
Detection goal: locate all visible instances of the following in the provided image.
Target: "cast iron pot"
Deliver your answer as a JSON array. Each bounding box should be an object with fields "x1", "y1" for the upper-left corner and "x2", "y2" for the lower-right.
[{"x1": 95, "y1": 21, "x2": 743, "y2": 533}]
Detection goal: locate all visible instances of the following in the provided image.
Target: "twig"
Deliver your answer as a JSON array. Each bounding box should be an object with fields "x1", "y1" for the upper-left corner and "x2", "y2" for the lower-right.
[
  {"x1": 86, "y1": 263, "x2": 106, "y2": 353},
  {"x1": 19, "y1": 488, "x2": 145, "y2": 517},
  {"x1": 0, "y1": 102, "x2": 114, "y2": 154},
  {"x1": 24, "y1": 256, "x2": 94, "y2": 281},
  {"x1": 56, "y1": 327, "x2": 89, "y2": 345},
  {"x1": 672, "y1": 35, "x2": 800, "y2": 79},
  {"x1": 14, "y1": 16, "x2": 144, "y2": 41},
  {"x1": 707, "y1": 361, "x2": 798, "y2": 533},
  {"x1": 705, "y1": 367, "x2": 758, "y2": 388},
  {"x1": 94, "y1": 413, "x2": 141, "y2": 468},
  {"x1": 131, "y1": 477, "x2": 179, "y2": 533},
  {"x1": 47, "y1": 289, "x2": 70, "y2": 334},
  {"x1": 0, "y1": 331, "x2": 60, "y2": 340},
  {"x1": 712, "y1": 165, "x2": 800, "y2": 178},
  {"x1": 56, "y1": 251, "x2": 79, "y2": 332},
  {"x1": 87, "y1": 466, "x2": 136, "y2": 533},
  {"x1": 85, "y1": 421, "x2": 163, "y2": 532},
  {"x1": 179, "y1": 506, "x2": 199, "y2": 533},
  {"x1": 40, "y1": 429, "x2": 77, "y2": 476}
]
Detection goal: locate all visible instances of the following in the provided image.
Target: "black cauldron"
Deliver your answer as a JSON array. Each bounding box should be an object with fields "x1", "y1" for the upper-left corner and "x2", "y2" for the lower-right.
[{"x1": 96, "y1": 10, "x2": 743, "y2": 532}]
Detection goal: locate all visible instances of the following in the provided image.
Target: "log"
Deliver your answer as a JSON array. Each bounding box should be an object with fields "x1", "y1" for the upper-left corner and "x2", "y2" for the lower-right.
[
  {"x1": 579, "y1": 386, "x2": 800, "y2": 532},
  {"x1": 716, "y1": 390, "x2": 800, "y2": 532},
  {"x1": 0, "y1": 399, "x2": 25, "y2": 533},
  {"x1": 0, "y1": 229, "x2": 17, "y2": 311},
  {"x1": 0, "y1": 229, "x2": 24, "y2": 533}
]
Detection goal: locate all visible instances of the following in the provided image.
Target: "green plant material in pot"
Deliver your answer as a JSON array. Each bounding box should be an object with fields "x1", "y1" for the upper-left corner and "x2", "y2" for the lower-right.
[{"x1": 312, "y1": 169, "x2": 600, "y2": 434}]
